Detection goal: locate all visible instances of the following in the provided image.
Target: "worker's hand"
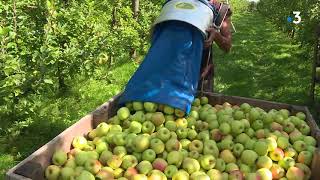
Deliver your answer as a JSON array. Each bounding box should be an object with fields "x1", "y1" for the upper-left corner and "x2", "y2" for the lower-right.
[{"x1": 204, "y1": 27, "x2": 217, "y2": 48}]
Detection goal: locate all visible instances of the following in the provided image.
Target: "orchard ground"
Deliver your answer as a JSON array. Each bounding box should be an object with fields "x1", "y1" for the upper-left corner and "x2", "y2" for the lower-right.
[{"x1": 0, "y1": 12, "x2": 319, "y2": 179}]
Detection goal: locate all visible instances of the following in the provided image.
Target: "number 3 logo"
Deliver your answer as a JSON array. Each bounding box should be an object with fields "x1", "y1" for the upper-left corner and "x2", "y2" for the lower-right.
[{"x1": 293, "y1": 11, "x2": 301, "y2": 24}]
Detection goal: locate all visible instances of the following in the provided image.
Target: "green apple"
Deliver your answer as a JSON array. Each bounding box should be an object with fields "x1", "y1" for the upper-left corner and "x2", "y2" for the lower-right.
[
  {"x1": 286, "y1": 166, "x2": 304, "y2": 180},
  {"x1": 77, "y1": 170, "x2": 95, "y2": 180},
  {"x1": 240, "y1": 103, "x2": 251, "y2": 113},
  {"x1": 215, "y1": 158, "x2": 226, "y2": 172},
  {"x1": 176, "y1": 118, "x2": 188, "y2": 128},
  {"x1": 45, "y1": 165, "x2": 60, "y2": 180},
  {"x1": 219, "y1": 122, "x2": 231, "y2": 135},
  {"x1": 165, "y1": 120, "x2": 177, "y2": 132},
  {"x1": 235, "y1": 133, "x2": 250, "y2": 144},
  {"x1": 167, "y1": 151, "x2": 183, "y2": 166},
  {"x1": 289, "y1": 129, "x2": 303, "y2": 143},
  {"x1": 296, "y1": 112, "x2": 306, "y2": 120},
  {"x1": 121, "y1": 155, "x2": 138, "y2": 169},
  {"x1": 96, "y1": 122, "x2": 110, "y2": 137},
  {"x1": 163, "y1": 105, "x2": 174, "y2": 115},
  {"x1": 151, "y1": 112, "x2": 165, "y2": 126},
  {"x1": 113, "y1": 132, "x2": 127, "y2": 146},
  {"x1": 176, "y1": 127, "x2": 188, "y2": 139},
  {"x1": 233, "y1": 143, "x2": 244, "y2": 157},
  {"x1": 163, "y1": 165, "x2": 178, "y2": 178},
  {"x1": 233, "y1": 110, "x2": 245, "y2": 120},
  {"x1": 95, "y1": 141, "x2": 108, "y2": 154},
  {"x1": 304, "y1": 136, "x2": 316, "y2": 146},
  {"x1": 200, "y1": 96, "x2": 209, "y2": 105},
  {"x1": 132, "y1": 152, "x2": 142, "y2": 162},
  {"x1": 95, "y1": 169, "x2": 114, "y2": 180},
  {"x1": 239, "y1": 164, "x2": 251, "y2": 175},
  {"x1": 197, "y1": 130, "x2": 210, "y2": 141},
  {"x1": 156, "y1": 127, "x2": 171, "y2": 142},
  {"x1": 277, "y1": 136, "x2": 289, "y2": 149},
  {"x1": 132, "y1": 101, "x2": 144, "y2": 111},
  {"x1": 132, "y1": 134, "x2": 150, "y2": 153},
  {"x1": 142, "y1": 149, "x2": 156, "y2": 162},
  {"x1": 189, "y1": 140, "x2": 203, "y2": 153},
  {"x1": 207, "y1": 169, "x2": 222, "y2": 179},
  {"x1": 188, "y1": 129, "x2": 198, "y2": 140},
  {"x1": 284, "y1": 147, "x2": 298, "y2": 159},
  {"x1": 113, "y1": 168, "x2": 124, "y2": 178},
  {"x1": 117, "y1": 107, "x2": 130, "y2": 120},
  {"x1": 240, "y1": 150, "x2": 258, "y2": 166},
  {"x1": 72, "y1": 136, "x2": 88, "y2": 150},
  {"x1": 64, "y1": 158, "x2": 76, "y2": 168},
  {"x1": 225, "y1": 162, "x2": 239, "y2": 173},
  {"x1": 172, "y1": 170, "x2": 190, "y2": 180},
  {"x1": 52, "y1": 150, "x2": 67, "y2": 166},
  {"x1": 113, "y1": 146, "x2": 126, "y2": 158},
  {"x1": 136, "y1": 160, "x2": 153, "y2": 175},
  {"x1": 283, "y1": 121, "x2": 295, "y2": 133},
  {"x1": 144, "y1": 102, "x2": 157, "y2": 112},
  {"x1": 231, "y1": 120, "x2": 245, "y2": 135},
  {"x1": 203, "y1": 140, "x2": 219, "y2": 157},
  {"x1": 219, "y1": 149, "x2": 236, "y2": 163},
  {"x1": 152, "y1": 158, "x2": 168, "y2": 172},
  {"x1": 293, "y1": 141, "x2": 307, "y2": 152},
  {"x1": 187, "y1": 116, "x2": 197, "y2": 129},
  {"x1": 182, "y1": 158, "x2": 200, "y2": 174},
  {"x1": 142, "y1": 121, "x2": 155, "y2": 134},
  {"x1": 131, "y1": 111, "x2": 146, "y2": 123},
  {"x1": 150, "y1": 138, "x2": 165, "y2": 154},
  {"x1": 299, "y1": 124, "x2": 310, "y2": 135},
  {"x1": 279, "y1": 157, "x2": 295, "y2": 170},
  {"x1": 265, "y1": 137, "x2": 277, "y2": 151},
  {"x1": 219, "y1": 139, "x2": 234, "y2": 150},
  {"x1": 253, "y1": 140, "x2": 268, "y2": 156},
  {"x1": 107, "y1": 155, "x2": 122, "y2": 169},
  {"x1": 256, "y1": 156, "x2": 272, "y2": 169},
  {"x1": 199, "y1": 154, "x2": 216, "y2": 170},
  {"x1": 75, "y1": 151, "x2": 89, "y2": 166},
  {"x1": 175, "y1": 108, "x2": 185, "y2": 118},
  {"x1": 252, "y1": 120, "x2": 264, "y2": 130},
  {"x1": 297, "y1": 151, "x2": 313, "y2": 166},
  {"x1": 166, "y1": 138, "x2": 181, "y2": 151},
  {"x1": 244, "y1": 139, "x2": 256, "y2": 150},
  {"x1": 270, "y1": 122, "x2": 283, "y2": 132},
  {"x1": 129, "y1": 121, "x2": 142, "y2": 134},
  {"x1": 249, "y1": 108, "x2": 260, "y2": 121},
  {"x1": 188, "y1": 150, "x2": 200, "y2": 159},
  {"x1": 99, "y1": 150, "x2": 113, "y2": 166}
]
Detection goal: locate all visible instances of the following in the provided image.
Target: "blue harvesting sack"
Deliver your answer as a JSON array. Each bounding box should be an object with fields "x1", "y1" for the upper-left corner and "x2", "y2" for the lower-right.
[{"x1": 119, "y1": 21, "x2": 204, "y2": 114}]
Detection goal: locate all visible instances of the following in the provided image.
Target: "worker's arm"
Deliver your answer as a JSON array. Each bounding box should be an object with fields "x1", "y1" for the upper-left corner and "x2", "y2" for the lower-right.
[{"x1": 204, "y1": 17, "x2": 232, "y2": 53}]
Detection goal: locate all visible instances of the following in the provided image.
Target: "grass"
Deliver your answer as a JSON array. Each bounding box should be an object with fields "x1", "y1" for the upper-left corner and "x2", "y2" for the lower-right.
[{"x1": 0, "y1": 10, "x2": 319, "y2": 179}]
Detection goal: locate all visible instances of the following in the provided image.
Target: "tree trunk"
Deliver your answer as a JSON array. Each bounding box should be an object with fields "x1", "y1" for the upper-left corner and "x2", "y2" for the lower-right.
[{"x1": 131, "y1": 0, "x2": 139, "y2": 59}]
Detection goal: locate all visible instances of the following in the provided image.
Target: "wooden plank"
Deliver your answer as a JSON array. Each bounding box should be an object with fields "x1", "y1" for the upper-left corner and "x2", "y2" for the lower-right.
[{"x1": 311, "y1": 148, "x2": 320, "y2": 180}]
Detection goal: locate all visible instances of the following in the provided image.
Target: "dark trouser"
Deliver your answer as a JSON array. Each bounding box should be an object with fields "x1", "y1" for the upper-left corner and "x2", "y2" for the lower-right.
[{"x1": 198, "y1": 48, "x2": 214, "y2": 92}]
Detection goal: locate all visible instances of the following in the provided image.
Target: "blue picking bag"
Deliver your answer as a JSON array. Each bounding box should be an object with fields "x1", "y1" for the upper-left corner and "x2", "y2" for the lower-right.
[{"x1": 119, "y1": 21, "x2": 204, "y2": 114}]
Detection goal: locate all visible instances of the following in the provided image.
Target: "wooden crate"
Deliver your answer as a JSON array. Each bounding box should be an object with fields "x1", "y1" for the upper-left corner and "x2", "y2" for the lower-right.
[{"x1": 6, "y1": 92, "x2": 320, "y2": 180}]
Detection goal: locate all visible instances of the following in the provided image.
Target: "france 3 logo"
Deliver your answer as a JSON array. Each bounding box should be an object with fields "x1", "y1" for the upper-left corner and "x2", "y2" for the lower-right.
[{"x1": 287, "y1": 11, "x2": 301, "y2": 25}]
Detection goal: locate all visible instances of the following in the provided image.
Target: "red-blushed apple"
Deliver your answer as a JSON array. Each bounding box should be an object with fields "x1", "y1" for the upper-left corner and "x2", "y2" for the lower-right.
[
  {"x1": 152, "y1": 158, "x2": 168, "y2": 172},
  {"x1": 270, "y1": 164, "x2": 285, "y2": 179},
  {"x1": 255, "y1": 129, "x2": 266, "y2": 139},
  {"x1": 84, "y1": 159, "x2": 102, "y2": 174},
  {"x1": 95, "y1": 169, "x2": 114, "y2": 180},
  {"x1": 286, "y1": 166, "x2": 304, "y2": 180},
  {"x1": 220, "y1": 149, "x2": 236, "y2": 164},
  {"x1": 295, "y1": 163, "x2": 311, "y2": 180},
  {"x1": 182, "y1": 157, "x2": 201, "y2": 174},
  {"x1": 210, "y1": 129, "x2": 223, "y2": 141},
  {"x1": 229, "y1": 170, "x2": 244, "y2": 180},
  {"x1": 124, "y1": 167, "x2": 138, "y2": 179},
  {"x1": 45, "y1": 165, "x2": 61, "y2": 180},
  {"x1": 269, "y1": 148, "x2": 284, "y2": 161},
  {"x1": 270, "y1": 122, "x2": 283, "y2": 132},
  {"x1": 297, "y1": 151, "x2": 313, "y2": 166}
]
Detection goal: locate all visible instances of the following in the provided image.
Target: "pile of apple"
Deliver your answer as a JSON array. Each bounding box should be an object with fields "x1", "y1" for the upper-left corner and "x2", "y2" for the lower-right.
[{"x1": 45, "y1": 96, "x2": 318, "y2": 180}]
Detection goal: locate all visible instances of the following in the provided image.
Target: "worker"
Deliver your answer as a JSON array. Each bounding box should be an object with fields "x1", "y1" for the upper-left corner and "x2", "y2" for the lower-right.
[{"x1": 119, "y1": 0, "x2": 232, "y2": 114}]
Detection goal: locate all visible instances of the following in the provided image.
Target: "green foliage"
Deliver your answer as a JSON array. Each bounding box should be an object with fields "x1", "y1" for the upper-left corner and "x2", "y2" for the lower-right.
[{"x1": 257, "y1": 0, "x2": 320, "y2": 45}]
